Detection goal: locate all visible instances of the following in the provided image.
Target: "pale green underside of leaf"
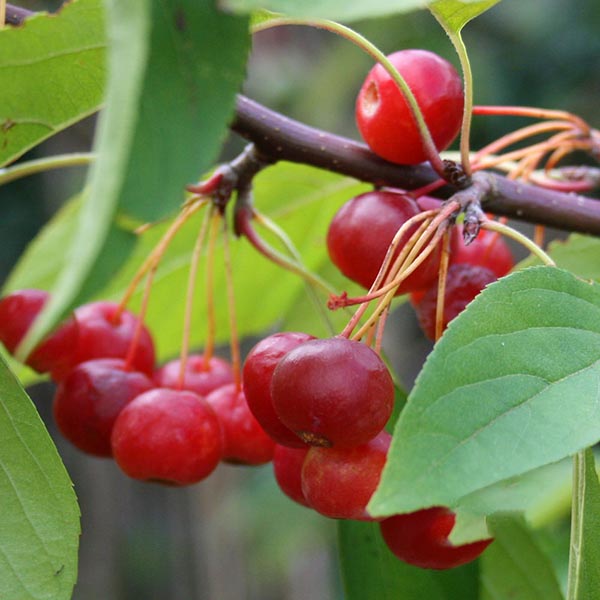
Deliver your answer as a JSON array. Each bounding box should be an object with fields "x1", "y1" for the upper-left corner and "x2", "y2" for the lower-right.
[
  {"x1": 0, "y1": 355, "x2": 79, "y2": 600},
  {"x1": 567, "y1": 449, "x2": 600, "y2": 600},
  {"x1": 370, "y1": 267, "x2": 600, "y2": 516},
  {"x1": 0, "y1": 0, "x2": 106, "y2": 167},
  {"x1": 480, "y1": 514, "x2": 563, "y2": 600},
  {"x1": 223, "y1": 0, "x2": 501, "y2": 22},
  {"x1": 338, "y1": 519, "x2": 478, "y2": 600},
  {"x1": 519, "y1": 234, "x2": 600, "y2": 282},
  {"x1": 4, "y1": 163, "x2": 368, "y2": 369}
]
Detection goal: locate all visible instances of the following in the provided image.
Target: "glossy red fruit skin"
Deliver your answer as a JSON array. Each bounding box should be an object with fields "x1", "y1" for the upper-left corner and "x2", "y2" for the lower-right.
[
  {"x1": 243, "y1": 332, "x2": 315, "y2": 448},
  {"x1": 271, "y1": 337, "x2": 394, "y2": 448},
  {"x1": 414, "y1": 263, "x2": 497, "y2": 340},
  {"x1": 154, "y1": 354, "x2": 234, "y2": 397},
  {"x1": 205, "y1": 383, "x2": 275, "y2": 465},
  {"x1": 450, "y1": 225, "x2": 514, "y2": 278},
  {"x1": 111, "y1": 388, "x2": 222, "y2": 485},
  {"x1": 379, "y1": 507, "x2": 493, "y2": 569},
  {"x1": 301, "y1": 431, "x2": 391, "y2": 520},
  {"x1": 273, "y1": 445, "x2": 310, "y2": 507},
  {"x1": 53, "y1": 358, "x2": 154, "y2": 457},
  {"x1": 70, "y1": 301, "x2": 155, "y2": 378},
  {"x1": 327, "y1": 191, "x2": 441, "y2": 295},
  {"x1": 356, "y1": 49, "x2": 464, "y2": 165},
  {"x1": 0, "y1": 289, "x2": 78, "y2": 377}
]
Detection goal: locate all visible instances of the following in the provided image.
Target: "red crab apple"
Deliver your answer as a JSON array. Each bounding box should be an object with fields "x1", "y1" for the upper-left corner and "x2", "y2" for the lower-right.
[
  {"x1": 53, "y1": 358, "x2": 154, "y2": 457},
  {"x1": 243, "y1": 331, "x2": 315, "y2": 448},
  {"x1": 356, "y1": 48, "x2": 464, "y2": 165},
  {"x1": 111, "y1": 388, "x2": 222, "y2": 485},
  {"x1": 327, "y1": 191, "x2": 442, "y2": 295},
  {"x1": 271, "y1": 336, "x2": 394, "y2": 448},
  {"x1": 380, "y1": 507, "x2": 493, "y2": 569},
  {"x1": 301, "y1": 431, "x2": 391, "y2": 520}
]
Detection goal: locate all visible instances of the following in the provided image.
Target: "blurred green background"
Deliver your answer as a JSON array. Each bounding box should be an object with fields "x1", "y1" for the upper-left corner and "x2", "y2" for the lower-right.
[{"x1": 2, "y1": 1, "x2": 599, "y2": 598}]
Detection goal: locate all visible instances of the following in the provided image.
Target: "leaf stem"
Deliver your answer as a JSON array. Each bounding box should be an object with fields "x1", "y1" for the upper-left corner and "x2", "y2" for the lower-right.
[
  {"x1": 566, "y1": 450, "x2": 586, "y2": 600},
  {"x1": 0, "y1": 153, "x2": 95, "y2": 187}
]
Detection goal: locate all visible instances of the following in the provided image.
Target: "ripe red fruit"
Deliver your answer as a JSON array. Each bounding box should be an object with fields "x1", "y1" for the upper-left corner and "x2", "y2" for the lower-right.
[
  {"x1": 53, "y1": 358, "x2": 154, "y2": 457},
  {"x1": 70, "y1": 301, "x2": 155, "y2": 377},
  {"x1": 205, "y1": 383, "x2": 275, "y2": 465},
  {"x1": 272, "y1": 445, "x2": 310, "y2": 507},
  {"x1": 379, "y1": 507, "x2": 493, "y2": 569},
  {"x1": 0, "y1": 289, "x2": 78, "y2": 377},
  {"x1": 451, "y1": 225, "x2": 514, "y2": 278},
  {"x1": 356, "y1": 49, "x2": 464, "y2": 165},
  {"x1": 301, "y1": 431, "x2": 391, "y2": 520},
  {"x1": 154, "y1": 354, "x2": 234, "y2": 397},
  {"x1": 243, "y1": 332, "x2": 315, "y2": 448},
  {"x1": 327, "y1": 191, "x2": 441, "y2": 295},
  {"x1": 414, "y1": 263, "x2": 497, "y2": 340},
  {"x1": 111, "y1": 388, "x2": 222, "y2": 485},
  {"x1": 271, "y1": 336, "x2": 394, "y2": 448}
]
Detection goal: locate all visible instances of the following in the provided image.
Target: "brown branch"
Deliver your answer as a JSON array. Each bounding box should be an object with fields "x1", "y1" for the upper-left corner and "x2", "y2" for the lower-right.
[
  {"x1": 233, "y1": 96, "x2": 600, "y2": 236},
  {"x1": 7, "y1": 3, "x2": 600, "y2": 236}
]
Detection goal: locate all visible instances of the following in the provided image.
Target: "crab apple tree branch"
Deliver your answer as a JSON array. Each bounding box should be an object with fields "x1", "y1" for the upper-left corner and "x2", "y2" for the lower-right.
[{"x1": 232, "y1": 95, "x2": 600, "y2": 236}]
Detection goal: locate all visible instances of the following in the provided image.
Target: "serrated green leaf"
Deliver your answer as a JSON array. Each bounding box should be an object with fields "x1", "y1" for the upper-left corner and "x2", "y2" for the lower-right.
[
  {"x1": 339, "y1": 520, "x2": 478, "y2": 600},
  {"x1": 566, "y1": 449, "x2": 600, "y2": 600},
  {"x1": 480, "y1": 514, "x2": 564, "y2": 600},
  {"x1": 429, "y1": 0, "x2": 501, "y2": 32},
  {"x1": 222, "y1": 0, "x2": 429, "y2": 22},
  {"x1": 0, "y1": 0, "x2": 106, "y2": 167},
  {"x1": 370, "y1": 267, "x2": 600, "y2": 516},
  {"x1": 0, "y1": 354, "x2": 80, "y2": 600}
]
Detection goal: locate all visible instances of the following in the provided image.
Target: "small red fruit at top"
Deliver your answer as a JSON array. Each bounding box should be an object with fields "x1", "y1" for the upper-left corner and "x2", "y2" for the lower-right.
[
  {"x1": 205, "y1": 383, "x2": 275, "y2": 465},
  {"x1": 154, "y1": 354, "x2": 234, "y2": 397},
  {"x1": 243, "y1": 332, "x2": 316, "y2": 448},
  {"x1": 327, "y1": 191, "x2": 441, "y2": 295},
  {"x1": 111, "y1": 388, "x2": 222, "y2": 486},
  {"x1": 53, "y1": 358, "x2": 154, "y2": 457},
  {"x1": 0, "y1": 289, "x2": 78, "y2": 377},
  {"x1": 413, "y1": 263, "x2": 497, "y2": 340},
  {"x1": 71, "y1": 301, "x2": 156, "y2": 377},
  {"x1": 379, "y1": 507, "x2": 493, "y2": 569},
  {"x1": 356, "y1": 49, "x2": 464, "y2": 165},
  {"x1": 301, "y1": 431, "x2": 391, "y2": 520},
  {"x1": 271, "y1": 336, "x2": 394, "y2": 448}
]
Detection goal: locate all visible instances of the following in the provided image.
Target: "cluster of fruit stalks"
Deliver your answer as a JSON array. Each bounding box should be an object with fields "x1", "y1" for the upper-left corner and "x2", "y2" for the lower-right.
[{"x1": 2, "y1": 47, "x2": 600, "y2": 571}]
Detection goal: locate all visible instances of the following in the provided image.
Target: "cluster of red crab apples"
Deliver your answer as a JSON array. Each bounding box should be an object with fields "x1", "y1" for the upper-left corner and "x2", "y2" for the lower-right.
[
  {"x1": 0, "y1": 47, "x2": 510, "y2": 569},
  {"x1": 0, "y1": 185, "x2": 508, "y2": 570}
]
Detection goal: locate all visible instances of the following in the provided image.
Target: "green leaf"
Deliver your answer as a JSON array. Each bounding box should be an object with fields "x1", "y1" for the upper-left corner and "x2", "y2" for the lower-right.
[
  {"x1": 0, "y1": 0, "x2": 106, "y2": 167},
  {"x1": 429, "y1": 0, "x2": 501, "y2": 32},
  {"x1": 16, "y1": 0, "x2": 250, "y2": 360},
  {"x1": 223, "y1": 0, "x2": 429, "y2": 22},
  {"x1": 0, "y1": 354, "x2": 79, "y2": 600},
  {"x1": 119, "y1": 2, "x2": 250, "y2": 221},
  {"x1": 566, "y1": 450, "x2": 600, "y2": 600},
  {"x1": 338, "y1": 520, "x2": 478, "y2": 600},
  {"x1": 370, "y1": 267, "x2": 600, "y2": 516},
  {"x1": 480, "y1": 514, "x2": 564, "y2": 600}
]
